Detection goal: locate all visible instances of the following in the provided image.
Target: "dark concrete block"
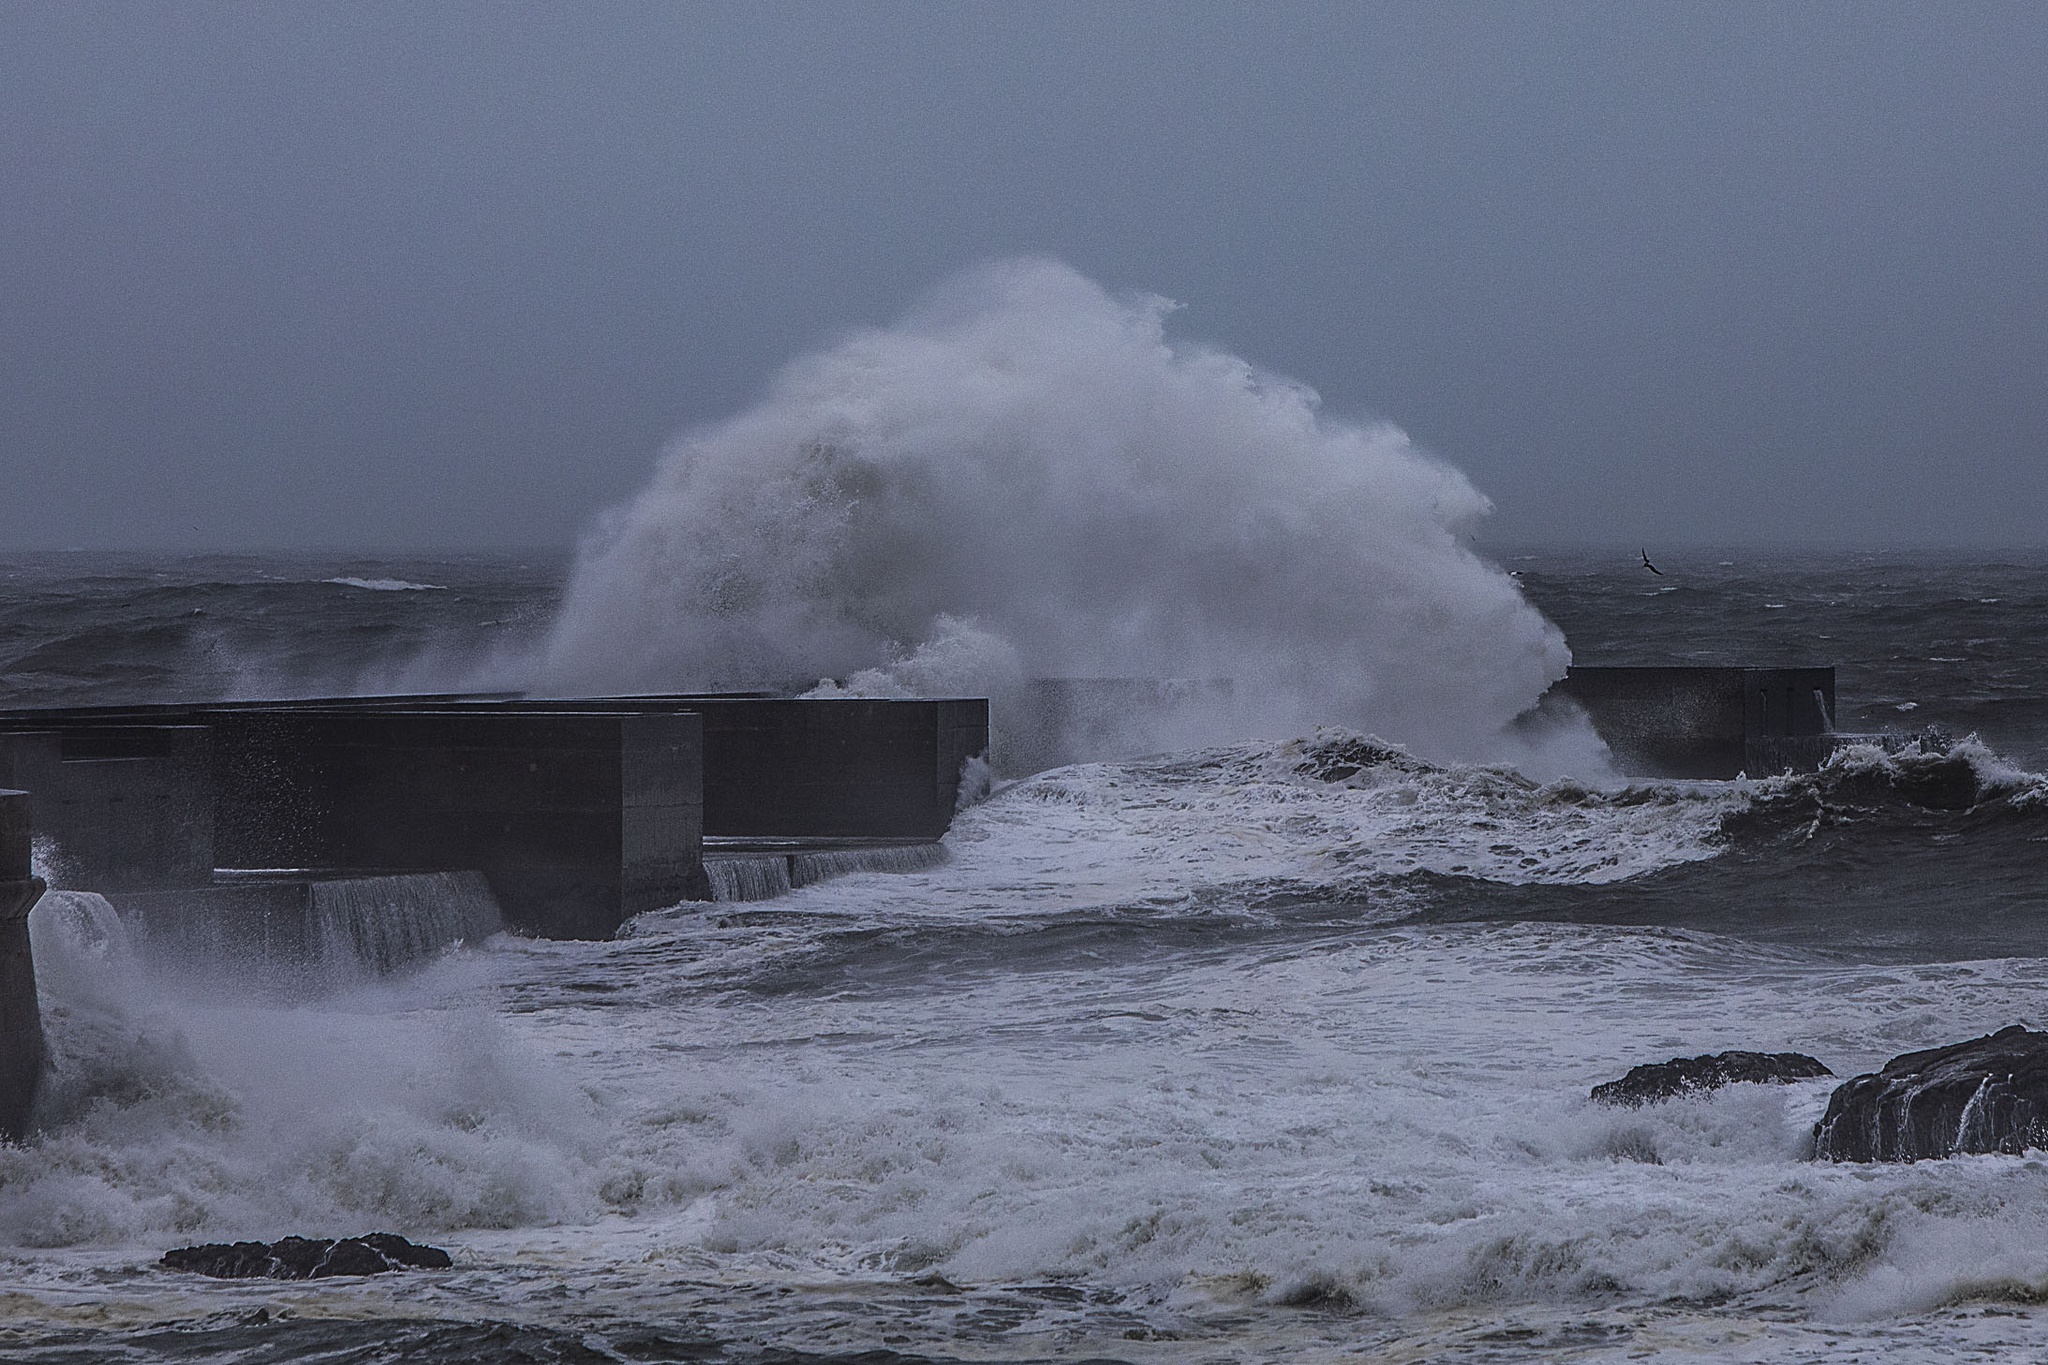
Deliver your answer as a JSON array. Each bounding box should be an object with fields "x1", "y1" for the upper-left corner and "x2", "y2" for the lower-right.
[
  {"x1": 0, "y1": 789, "x2": 30, "y2": 881},
  {"x1": 207, "y1": 709, "x2": 703, "y2": 939},
  {"x1": 687, "y1": 698, "x2": 990, "y2": 839},
  {"x1": 1552, "y1": 667, "x2": 1836, "y2": 779},
  {"x1": 482, "y1": 697, "x2": 985, "y2": 838},
  {"x1": 0, "y1": 693, "x2": 984, "y2": 935},
  {"x1": 934, "y1": 698, "x2": 990, "y2": 807},
  {"x1": 0, "y1": 728, "x2": 213, "y2": 890},
  {"x1": 0, "y1": 790, "x2": 49, "y2": 1143}
]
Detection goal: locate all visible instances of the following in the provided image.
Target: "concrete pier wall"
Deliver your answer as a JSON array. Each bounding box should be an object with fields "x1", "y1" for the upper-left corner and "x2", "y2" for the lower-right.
[
  {"x1": 209, "y1": 709, "x2": 702, "y2": 940},
  {"x1": 0, "y1": 693, "x2": 988, "y2": 936},
  {"x1": 0, "y1": 694, "x2": 988, "y2": 842},
  {"x1": 0, "y1": 790, "x2": 48, "y2": 1143},
  {"x1": 686, "y1": 698, "x2": 988, "y2": 839},
  {"x1": 0, "y1": 727, "x2": 213, "y2": 890},
  {"x1": 1554, "y1": 666, "x2": 1836, "y2": 778},
  {"x1": 333, "y1": 697, "x2": 989, "y2": 839}
]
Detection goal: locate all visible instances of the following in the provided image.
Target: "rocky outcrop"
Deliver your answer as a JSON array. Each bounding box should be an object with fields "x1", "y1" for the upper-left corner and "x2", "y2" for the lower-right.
[
  {"x1": 1592, "y1": 1050, "x2": 1833, "y2": 1106},
  {"x1": 1813, "y1": 1025, "x2": 2048, "y2": 1162},
  {"x1": 161, "y1": 1234, "x2": 453, "y2": 1279}
]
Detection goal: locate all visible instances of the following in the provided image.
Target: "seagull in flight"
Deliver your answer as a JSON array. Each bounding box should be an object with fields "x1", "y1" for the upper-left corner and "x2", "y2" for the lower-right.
[{"x1": 1640, "y1": 548, "x2": 1664, "y2": 576}]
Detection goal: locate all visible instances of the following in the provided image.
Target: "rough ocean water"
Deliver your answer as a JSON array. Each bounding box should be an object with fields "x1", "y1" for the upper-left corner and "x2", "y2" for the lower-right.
[{"x1": 0, "y1": 547, "x2": 2046, "y2": 1364}]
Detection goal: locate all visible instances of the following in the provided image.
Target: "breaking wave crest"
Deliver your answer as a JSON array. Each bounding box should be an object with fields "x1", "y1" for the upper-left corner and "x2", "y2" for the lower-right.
[
  {"x1": 537, "y1": 258, "x2": 1583, "y2": 768},
  {"x1": 2, "y1": 901, "x2": 621, "y2": 1250}
]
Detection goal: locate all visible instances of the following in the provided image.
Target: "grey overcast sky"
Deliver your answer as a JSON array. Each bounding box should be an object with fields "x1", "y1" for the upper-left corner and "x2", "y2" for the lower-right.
[{"x1": 2, "y1": 2, "x2": 2043, "y2": 551}]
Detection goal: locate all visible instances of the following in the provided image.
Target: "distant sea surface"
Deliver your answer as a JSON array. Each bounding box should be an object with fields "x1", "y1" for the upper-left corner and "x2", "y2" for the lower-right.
[
  {"x1": 0, "y1": 550, "x2": 566, "y2": 710},
  {"x1": 3, "y1": 547, "x2": 2048, "y2": 1364}
]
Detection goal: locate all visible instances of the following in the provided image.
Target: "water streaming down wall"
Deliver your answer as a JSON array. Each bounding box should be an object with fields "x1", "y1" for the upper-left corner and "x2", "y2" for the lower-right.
[
  {"x1": 702, "y1": 843, "x2": 950, "y2": 903},
  {"x1": 791, "y1": 842, "x2": 948, "y2": 886},
  {"x1": 305, "y1": 873, "x2": 505, "y2": 978},
  {"x1": 112, "y1": 871, "x2": 503, "y2": 993},
  {"x1": 703, "y1": 857, "x2": 792, "y2": 904}
]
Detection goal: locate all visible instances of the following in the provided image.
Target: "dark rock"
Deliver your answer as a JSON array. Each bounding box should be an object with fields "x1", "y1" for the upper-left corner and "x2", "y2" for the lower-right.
[
  {"x1": 1814, "y1": 1025, "x2": 2048, "y2": 1162},
  {"x1": 1591, "y1": 1050, "x2": 1833, "y2": 1106},
  {"x1": 161, "y1": 1233, "x2": 453, "y2": 1279}
]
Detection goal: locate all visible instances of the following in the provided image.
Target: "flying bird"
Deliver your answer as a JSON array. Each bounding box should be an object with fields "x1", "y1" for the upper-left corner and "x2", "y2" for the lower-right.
[{"x1": 1640, "y1": 548, "x2": 1663, "y2": 576}]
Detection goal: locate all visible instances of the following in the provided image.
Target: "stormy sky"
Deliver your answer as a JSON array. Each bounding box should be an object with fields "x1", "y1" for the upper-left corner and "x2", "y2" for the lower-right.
[{"x1": 3, "y1": 2, "x2": 2043, "y2": 552}]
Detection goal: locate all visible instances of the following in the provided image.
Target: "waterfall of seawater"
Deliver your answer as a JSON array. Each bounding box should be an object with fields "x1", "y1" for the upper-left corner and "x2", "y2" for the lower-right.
[
  {"x1": 308, "y1": 872, "x2": 503, "y2": 979},
  {"x1": 703, "y1": 844, "x2": 950, "y2": 903},
  {"x1": 703, "y1": 857, "x2": 793, "y2": 904},
  {"x1": 92, "y1": 872, "x2": 503, "y2": 995}
]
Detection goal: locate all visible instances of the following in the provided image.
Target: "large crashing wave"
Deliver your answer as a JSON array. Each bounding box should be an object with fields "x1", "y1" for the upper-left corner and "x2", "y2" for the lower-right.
[{"x1": 537, "y1": 258, "x2": 1571, "y2": 764}]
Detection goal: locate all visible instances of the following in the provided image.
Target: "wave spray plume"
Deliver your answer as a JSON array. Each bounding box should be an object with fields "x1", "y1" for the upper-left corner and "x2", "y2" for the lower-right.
[{"x1": 538, "y1": 258, "x2": 1575, "y2": 766}]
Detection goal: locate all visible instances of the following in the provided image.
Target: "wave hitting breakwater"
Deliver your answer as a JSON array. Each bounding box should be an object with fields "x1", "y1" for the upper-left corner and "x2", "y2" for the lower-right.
[
  {"x1": 537, "y1": 258, "x2": 1586, "y2": 770},
  {"x1": 4, "y1": 524, "x2": 2048, "y2": 1357}
]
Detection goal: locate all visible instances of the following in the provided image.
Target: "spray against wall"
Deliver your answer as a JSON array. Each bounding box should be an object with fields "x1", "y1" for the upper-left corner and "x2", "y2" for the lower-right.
[{"x1": 539, "y1": 259, "x2": 1584, "y2": 770}]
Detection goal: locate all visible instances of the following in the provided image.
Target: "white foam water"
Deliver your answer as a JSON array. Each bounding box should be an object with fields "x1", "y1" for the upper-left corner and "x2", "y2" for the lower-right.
[
  {"x1": 13, "y1": 737, "x2": 2044, "y2": 1360},
  {"x1": 323, "y1": 577, "x2": 447, "y2": 592},
  {"x1": 7, "y1": 896, "x2": 605, "y2": 1255},
  {"x1": 536, "y1": 258, "x2": 1595, "y2": 772}
]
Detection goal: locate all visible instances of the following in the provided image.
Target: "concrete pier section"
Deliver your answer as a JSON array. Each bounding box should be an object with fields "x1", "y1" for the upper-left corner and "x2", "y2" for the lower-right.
[
  {"x1": 209, "y1": 708, "x2": 702, "y2": 940},
  {"x1": 1552, "y1": 666, "x2": 1836, "y2": 779},
  {"x1": 0, "y1": 695, "x2": 990, "y2": 941},
  {"x1": 0, "y1": 726, "x2": 213, "y2": 891},
  {"x1": 0, "y1": 790, "x2": 49, "y2": 1142}
]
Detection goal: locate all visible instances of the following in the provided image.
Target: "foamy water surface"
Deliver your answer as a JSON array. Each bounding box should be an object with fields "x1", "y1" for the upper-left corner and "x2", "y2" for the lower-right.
[{"x1": 7, "y1": 728, "x2": 2048, "y2": 1362}]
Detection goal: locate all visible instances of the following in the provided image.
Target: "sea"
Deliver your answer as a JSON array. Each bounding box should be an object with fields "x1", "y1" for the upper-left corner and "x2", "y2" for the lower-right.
[{"x1": 3, "y1": 546, "x2": 2048, "y2": 1364}]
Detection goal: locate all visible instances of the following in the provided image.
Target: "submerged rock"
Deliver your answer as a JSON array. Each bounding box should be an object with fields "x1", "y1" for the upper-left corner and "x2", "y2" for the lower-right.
[
  {"x1": 161, "y1": 1233, "x2": 452, "y2": 1279},
  {"x1": 1813, "y1": 1025, "x2": 2048, "y2": 1162},
  {"x1": 1591, "y1": 1050, "x2": 1833, "y2": 1106}
]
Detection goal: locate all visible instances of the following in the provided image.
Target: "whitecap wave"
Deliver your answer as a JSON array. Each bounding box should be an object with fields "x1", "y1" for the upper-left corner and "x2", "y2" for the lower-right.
[
  {"x1": 324, "y1": 577, "x2": 447, "y2": 592},
  {"x1": 538, "y1": 257, "x2": 1585, "y2": 770}
]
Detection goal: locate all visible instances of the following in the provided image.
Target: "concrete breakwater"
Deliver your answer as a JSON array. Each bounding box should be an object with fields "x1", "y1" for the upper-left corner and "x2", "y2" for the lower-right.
[
  {"x1": 0, "y1": 667, "x2": 1866, "y2": 991},
  {"x1": 1, "y1": 789, "x2": 48, "y2": 1142},
  {"x1": 0, "y1": 695, "x2": 988, "y2": 943},
  {"x1": 1550, "y1": 666, "x2": 1837, "y2": 779}
]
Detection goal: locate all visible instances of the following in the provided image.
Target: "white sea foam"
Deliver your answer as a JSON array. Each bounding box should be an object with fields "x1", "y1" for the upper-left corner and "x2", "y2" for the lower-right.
[
  {"x1": 325, "y1": 577, "x2": 447, "y2": 592},
  {"x1": 469, "y1": 920, "x2": 2048, "y2": 1359},
  {"x1": 3, "y1": 897, "x2": 616, "y2": 1251},
  {"x1": 537, "y1": 258, "x2": 1586, "y2": 770},
  {"x1": 7, "y1": 747, "x2": 2048, "y2": 1359},
  {"x1": 626, "y1": 732, "x2": 1739, "y2": 932}
]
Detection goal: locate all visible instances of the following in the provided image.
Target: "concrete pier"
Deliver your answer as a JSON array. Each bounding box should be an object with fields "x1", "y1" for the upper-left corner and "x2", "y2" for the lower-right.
[
  {"x1": 0, "y1": 694, "x2": 989, "y2": 940},
  {"x1": 1553, "y1": 666, "x2": 1836, "y2": 778},
  {"x1": 0, "y1": 726, "x2": 214, "y2": 891},
  {"x1": 208, "y1": 708, "x2": 703, "y2": 941},
  {"x1": 0, "y1": 790, "x2": 48, "y2": 1142}
]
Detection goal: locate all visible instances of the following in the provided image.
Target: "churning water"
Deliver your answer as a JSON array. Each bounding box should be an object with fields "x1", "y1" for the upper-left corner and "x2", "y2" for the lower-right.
[
  {"x1": 4, "y1": 265, "x2": 2048, "y2": 1362},
  {"x1": 7, "y1": 556, "x2": 2048, "y2": 1364}
]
